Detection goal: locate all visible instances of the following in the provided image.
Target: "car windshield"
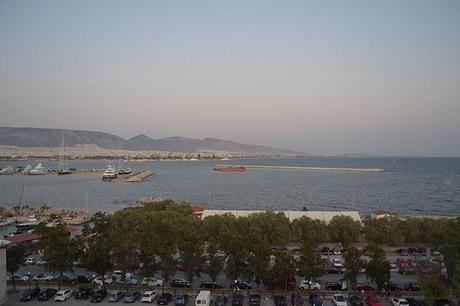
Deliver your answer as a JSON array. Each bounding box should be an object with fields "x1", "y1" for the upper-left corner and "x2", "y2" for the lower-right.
[{"x1": 336, "y1": 296, "x2": 345, "y2": 302}]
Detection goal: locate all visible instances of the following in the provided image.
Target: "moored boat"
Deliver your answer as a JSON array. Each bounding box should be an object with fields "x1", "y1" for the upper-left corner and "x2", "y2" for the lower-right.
[
  {"x1": 29, "y1": 163, "x2": 48, "y2": 175},
  {"x1": 102, "y1": 164, "x2": 118, "y2": 180},
  {"x1": 0, "y1": 166, "x2": 15, "y2": 175}
]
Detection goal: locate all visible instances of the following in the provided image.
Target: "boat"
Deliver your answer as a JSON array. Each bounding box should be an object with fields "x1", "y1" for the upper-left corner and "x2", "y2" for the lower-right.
[
  {"x1": 102, "y1": 164, "x2": 118, "y2": 181},
  {"x1": 0, "y1": 217, "x2": 14, "y2": 227},
  {"x1": 118, "y1": 168, "x2": 132, "y2": 175},
  {"x1": 0, "y1": 166, "x2": 15, "y2": 175},
  {"x1": 58, "y1": 133, "x2": 72, "y2": 175},
  {"x1": 16, "y1": 216, "x2": 40, "y2": 230},
  {"x1": 29, "y1": 163, "x2": 48, "y2": 175},
  {"x1": 213, "y1": 166, "x2": 246, "y2": 172},
  {"x1": 22, "y1": 165, "x2": 32, "y2": 174}
]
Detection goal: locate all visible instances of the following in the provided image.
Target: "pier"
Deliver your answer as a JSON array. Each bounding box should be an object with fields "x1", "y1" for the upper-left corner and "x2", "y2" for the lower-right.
[
  {"x1": 111, "y1": 170, "x2": 154, "y2": 182},
  {"x1": 214, "y1": 164, "x2": 384, "y2": 173}
]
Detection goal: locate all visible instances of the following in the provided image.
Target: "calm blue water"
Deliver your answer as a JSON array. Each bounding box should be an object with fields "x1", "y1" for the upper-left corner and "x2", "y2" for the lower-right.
[{"x1": 0, "y1": 157, "x2": 459, "y2": 216}]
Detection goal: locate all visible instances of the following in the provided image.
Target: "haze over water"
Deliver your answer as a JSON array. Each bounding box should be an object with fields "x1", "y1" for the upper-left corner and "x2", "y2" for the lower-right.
[{"x1": 1, "y1": 157, "x2": 459, "y2": 216}]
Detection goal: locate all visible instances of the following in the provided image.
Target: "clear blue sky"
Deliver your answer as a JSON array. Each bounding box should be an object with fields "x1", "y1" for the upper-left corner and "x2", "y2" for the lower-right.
[{"x1": 1, "y1": 0, "x2": 459, "y2": 156}]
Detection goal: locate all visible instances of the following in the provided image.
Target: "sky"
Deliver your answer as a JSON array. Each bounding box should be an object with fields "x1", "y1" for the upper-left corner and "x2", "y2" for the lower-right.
[{"x1": 0, "y1": 1, "x2": 459, "y2": 156}]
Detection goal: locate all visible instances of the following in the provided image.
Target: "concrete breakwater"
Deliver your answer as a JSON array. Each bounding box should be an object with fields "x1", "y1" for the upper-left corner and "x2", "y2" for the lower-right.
[{"x1": 215, "y1": 164, "x2": 384, "y2": 173}]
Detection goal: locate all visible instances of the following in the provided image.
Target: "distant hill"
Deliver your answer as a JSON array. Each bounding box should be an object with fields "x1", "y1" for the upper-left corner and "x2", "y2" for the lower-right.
[{"x1": 0, "y1": 127, "x2": 298, "y2": 154}]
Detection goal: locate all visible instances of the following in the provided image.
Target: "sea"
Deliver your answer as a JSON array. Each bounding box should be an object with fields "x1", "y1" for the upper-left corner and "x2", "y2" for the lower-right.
[{"x1": 0, "y1": 157, "x2": 459, "y2": 216}]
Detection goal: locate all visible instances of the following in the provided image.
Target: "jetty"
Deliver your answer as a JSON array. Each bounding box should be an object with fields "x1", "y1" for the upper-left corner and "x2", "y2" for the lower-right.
[
  {"x1": 214, "y1": 164, "x2": 384, "y2": 173},
  {"x1": 111, "y1": 170, "x2": 154, "y2": 183}
]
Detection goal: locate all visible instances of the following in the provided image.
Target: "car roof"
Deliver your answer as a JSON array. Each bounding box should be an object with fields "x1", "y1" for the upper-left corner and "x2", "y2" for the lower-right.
[{"x1": 144, "y1": 291, "x2": 154, "y2": 294}]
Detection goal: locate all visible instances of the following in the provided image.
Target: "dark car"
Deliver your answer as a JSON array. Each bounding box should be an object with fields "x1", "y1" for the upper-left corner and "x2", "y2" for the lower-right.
[
  {"x1": 353, "y1": 283, "x2": 375, "y2": 292},
  {"x1": 249, "y1": 295, "x2": 261, "y2": 306},
  {"x1": 274, "y1": 296, "x2": 287, "y2": 306},
  {"x1": 158, "y1": 293, "x2": 173, "y2": 305},
  {"x1": 408, "y1": 248, "x2": 418, "y2": 255},
  {"x1": 404, "y1": 283, "x2": 420, "y2": 291},
  {"x1": 215, "y1": 296, "x2": 228, "y2": 306},
  {"x1": 309, "y1": 294, "x2": 323, "y2": 306},
  {"x1": 321, "y1": 247, "x2": 330, "y2": 255},
  {"x1": 325, "y1": 281, "x2": 343, "y2": 291},
  {"x1": 20, "y1": 287, "x2": 41, "y2": 301},
  {"x1": 124, "y1": 292, "x2": 141, "y2": 303},
  {"x1": 291, "y1": 293, "x2": 303, "y2": 306},
  {"x1": 399, "y1": 266, "x2": 416, "y2": 275},
  {"x1": 231, "y1": 280, "x2": 252, "y2": 290},
  {"x1": 175, "y1": 294, "x2": 189, "y2": 306},
  {"x1": 397, "y1": 248, "x2": 409, "y2": 256},
  {"x1": 38, "y1": 288, "x2": 58, "y2": 301},
  {"x1": 349, "y1": 296, "x2": 364, "y2": 306},
  {"x1": 56, "y1": 274, "x2": 77, "y2": 285},
  {"x1": 76, "y1": 287, "x2": 94, "y2": 300},
  {"x1": 91, "y1": 289, "x2": 107, "y2": 303},
  {"x1": 385, "y1": 282, "x2": 402, "y2": 291},
  {"x1": 232, "y1": 295, "x2": 244, "y2": 306},
  {"x1": 433, "y1": 300, "x2": 450, "y2": 306},
  {"x1": 75, "y1": 275, "x2": 92, "y2": 284},
  {"x1": 170, "y1": 278, "x2": 190, "y2": 288},
  {"x1": 326, "y1": 267, "x2": 343, "y2": 274},
  {"x1": 406, "y1": 299, "x2": 426, "y2": 306},
  {"x1": 417, "y1": 248, "x2": 427, "y2": 256},
  {"x1": 200, "y1": 280, "x2": 223, "y2": 289}
]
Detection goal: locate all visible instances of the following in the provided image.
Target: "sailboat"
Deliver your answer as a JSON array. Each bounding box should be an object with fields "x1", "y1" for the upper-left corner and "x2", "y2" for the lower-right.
[{"x1": 58, "y1": 132, "x2": 71, "y2": 175}]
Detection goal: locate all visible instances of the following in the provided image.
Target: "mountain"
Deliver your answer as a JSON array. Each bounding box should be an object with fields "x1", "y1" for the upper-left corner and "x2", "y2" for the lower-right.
[{"x1": 0, "y1": 127, "x2": 298, "y2": 154}]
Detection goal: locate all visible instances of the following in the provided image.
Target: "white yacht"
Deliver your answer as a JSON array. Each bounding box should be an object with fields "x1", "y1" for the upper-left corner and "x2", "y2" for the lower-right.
[
  {"x1": 29, "y1": 163, "x2": 48, "y2": 175},
  {"x1": 102, "y1": 164, "x2": 118, "y2": 181},
  {"x1": 0, "y1": 166, "x2": 15, "y2": 175},
  {"x1": 22, "y1": 165, "x2": 32, "y2": 174}
]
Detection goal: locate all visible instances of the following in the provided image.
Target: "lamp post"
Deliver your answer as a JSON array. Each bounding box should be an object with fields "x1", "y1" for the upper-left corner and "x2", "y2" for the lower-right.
[{"x1": 27, "y1": 271, "x2": 31, "y2": 289}]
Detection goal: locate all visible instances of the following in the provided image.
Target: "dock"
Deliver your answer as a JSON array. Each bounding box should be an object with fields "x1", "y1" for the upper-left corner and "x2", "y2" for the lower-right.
[
  {"x1": 214, "y1": 164, "x2": 384, "y2": 173},
  {"x1": 111, "y1": 170, "x2": 154, "y2": 182}
]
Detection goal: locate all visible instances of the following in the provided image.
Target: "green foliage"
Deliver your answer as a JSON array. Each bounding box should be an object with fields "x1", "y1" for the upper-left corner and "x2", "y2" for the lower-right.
[
  {"x1": 37, "y1": 221, "x2": 76, "y2": 289},
  {"x1": 344, "y1": 247, "x2": 362, "y2": 285},
  {"x1": 452, "y1": 263, "x2": 460, "y2": 298},
  {"x1": 433, "y1": 217, "x2": 460, "y2": 279},
  {"x1": 419, "y1": 274, "x2": 448, "y2": 306},
  {"x1": 363, "y1": 217, "x2": 403, "y2": 246},
  {"x1": 297, "y1": 247, "x2": 324, "y2": 282},
  {"x1": 292, "y1": 216, "x2": 327, "y2": 249},
  {"x1": 365, "y1": 244, "x2": 390, "y2": 290},
  {"x1": 265, "y1": 251, "x2": 295, "y2": 290},
  {"x1": 6, "y1": 244, "x2": 26, "y2": 291},
  {"x1": 327, "y1": 215, "x2": 361, "y2": 247}
]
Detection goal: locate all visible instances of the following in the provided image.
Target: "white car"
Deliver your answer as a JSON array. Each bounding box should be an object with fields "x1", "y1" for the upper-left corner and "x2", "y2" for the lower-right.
[
  {"x1": 333, "y1": 258, "x2": 344, "y2": 268},
  {"x1": 141, "y1": 291, "x2": 158, "y2": 303},
  {"x1": 24, "y1": 257, "x2": 35, "y2": 265},
  {"x1": 54, "y1": 289, "x2": 73, "y2": 301},
  {"x1": 299, "y1": 279, "x2": 321, "y2": 290},
  {"x1": 93, "y1": 275, "x2": 113, "y2": 285},
  {"x1": 32, "y1": 273, "x2": 55, "y2": 282},
  {"x1": 332, "y1": 294, "x2": 347, "y2": 306},
  {"x1": 392, "y1": 298, "x2": 409, "y2": 306},
  {"x1": 142, "y1": 277, "x2": 164, "y2": 287}
]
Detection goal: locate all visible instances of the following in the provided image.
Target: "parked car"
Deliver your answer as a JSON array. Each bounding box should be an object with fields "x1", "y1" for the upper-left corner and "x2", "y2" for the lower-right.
[
  {"x1": 326, "y1": 267, "x2": 344, "y2": 274},
  {"x1": 249, "y1": 295, "x2": 261, "y2": 306},
  {"x1": 56, "y1": 274, "x2": 77, "y2": 285},
  {"x1": 108, "y1": 291, "x2": 125, "y2": 302},
  {"x1": 142, "y1": 291, "x2": 158, "y2": 303},
  {"x1": 396, "y1": 258, "x2": 411, "y2": 268},
  {"x1": 214, "y1": 295, "x2": 228, "y2": 306},
  {"x1": 391, "y1": 298, "x2": 409, "y2": 306},
  {"x1": 399, "y1": 267, "x2": 416, "y2": 275},
  {"x1": 299, "y1": 280, "x2": 321, "y2": 290},
  {"x1": 231, "y1": 280, "x2": 252, "y2": 290},
  {"x1": 55, "y1": 289, "x2": 73, "y2": 302},
  {"x1": 142, "y1": 277, "x2": 164, "y2": 287},
  {"x1": 404, "y1": 283, "x2": 420, "y2": 291},
  {"x1": 75, "y1": 287, "x2": 94, "y2": 300},
  {"x1": 309, "y1": 294, "x2": 323, "y2": 306},
  {"x1": 353, "y1": 283, "x2": 375, "y2": 292},
  {"x1": 32, "y1": 273, "x2": 55, "y2": 282},
  {"x1": 326, "y1": 281, "x2": 344, "y2": 291},
  {"x1": 396, "y1": 248, "x2": 409, "y2": 256},
  {"x1": 93, "y1": 275, "x2": 114, "y2": 285},
  {"x1": 38, "y1": 288, "x2": 58, "y2": 301},
  {"x1": 365, "y1": 295, "x2": 381, "y2": 306},
  {"x1": 75, "y1": 275, "x2": 92, "y2": 284},
  {"x1": 157, "y1": 293, "x2": 173, "y2": 305},
  {"x1": 321, "y1": 247, "x2": 330, "y2": 255},
  {"x1": 291, "y1": 293, "x2": 303, "y2": 306},
  {"x1": 170, "y1": 278, "x2": 190, "y2": 288},
  {"x1": 349, "y1": 296, "x2": 364, "y2": 306},
  {"x1": 385, "y1": 282, "x2": 402, "y2": 291},
  {"x1": 417, "y1": 247, "x2": 427, "y2": 256},
  {"x1": 332, "y1": 294, "x2": 347, "y2": 306},
  {"x1": 405, "y1": 299, "x2": 425, "y2": 306},
  {"x1": 274, "y1": 296, "x2": 287, "y2": 306},
  {"x1": 20, "y1": 287, "x2": 41, "y2": 301},
  {"x1": 432, "y1": 300, "x2": 449, "y2": 306},
  {"x1": 24, "y1": 256, "x2": 36, "y2": 265},
  {"x1": 175, "y1": 294, "x2": 189, "y2": 306},
  {"x1": 390, "y1": 263, "x2": 398, "y2": 272},
  {"x1": 124, "y1": 292, "x2": 142, "y2": 303},
  {"x1": 200, "y1": 280, "x2": 223, "y2": 289},
  {"x1": 231, "y1": 295, "x2": 244, "y2": 306},
  {"x1": 10, "y1": 274, "x2": 29, "y2": 283},
  {"x1": 91, "y1": 289, "x2": 107, "y2": 303}
]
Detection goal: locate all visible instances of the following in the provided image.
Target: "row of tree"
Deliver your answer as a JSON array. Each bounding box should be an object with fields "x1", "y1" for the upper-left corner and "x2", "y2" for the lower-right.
[{"x1": 6, "y1": 200, "x2": 460, "y2": 300}]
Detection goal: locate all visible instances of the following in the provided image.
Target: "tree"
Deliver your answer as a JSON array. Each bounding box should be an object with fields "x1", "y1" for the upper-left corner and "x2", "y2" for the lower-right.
[
  {"x1": 81, "y1": 212, "x2": 113, "y2": 289},
  {"x1": 292, "y1": 217, "x2": 327, "y2": 248},
  {"x1": 344, "y1": 247, "x2": 362, "y2": 285},
  {"x1": 6, "y1": 244, "x2": 26, "y2": 291},
  {"x1": 297, "y1": 247, "x2": 324, "y2": 283},
  {"x1": 419, "y1": 274, "x2": 448, "y2": 306},
  {"x1": 365, "y1": 244, "x2": 390, "y2": 290},
  {"x1": 266, "y1": 251, "x2": 295, "y2": 290},
  {"x1": 453, "y1": 263, "x2": 460, "y2": 299},
  {"x1": 433, "y1": 218, "x2": 460, "y2": 279},
  {"x1": 206, "y1": 245, "x2": 224, "y2": 282},
  {"x1": 363, "y1": 217, "x2": 403, "y2": 246},
  {"x1": 328, "y1": 216, "x2": 361, "y2": 247},
  {"x1": 37, "y1": 221, "x2": 76, "y2": 289}
]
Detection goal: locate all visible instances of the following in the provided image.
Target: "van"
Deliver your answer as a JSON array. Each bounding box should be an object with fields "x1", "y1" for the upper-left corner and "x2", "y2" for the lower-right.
[{"x1": 195, "y1": 290, "x2": 212, "y2": 306}]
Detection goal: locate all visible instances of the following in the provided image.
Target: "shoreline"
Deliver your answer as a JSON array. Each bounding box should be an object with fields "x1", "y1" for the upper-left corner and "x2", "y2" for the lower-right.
[{"x1": 215, "y1": 164, "x2": 385, "y2": 173}]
